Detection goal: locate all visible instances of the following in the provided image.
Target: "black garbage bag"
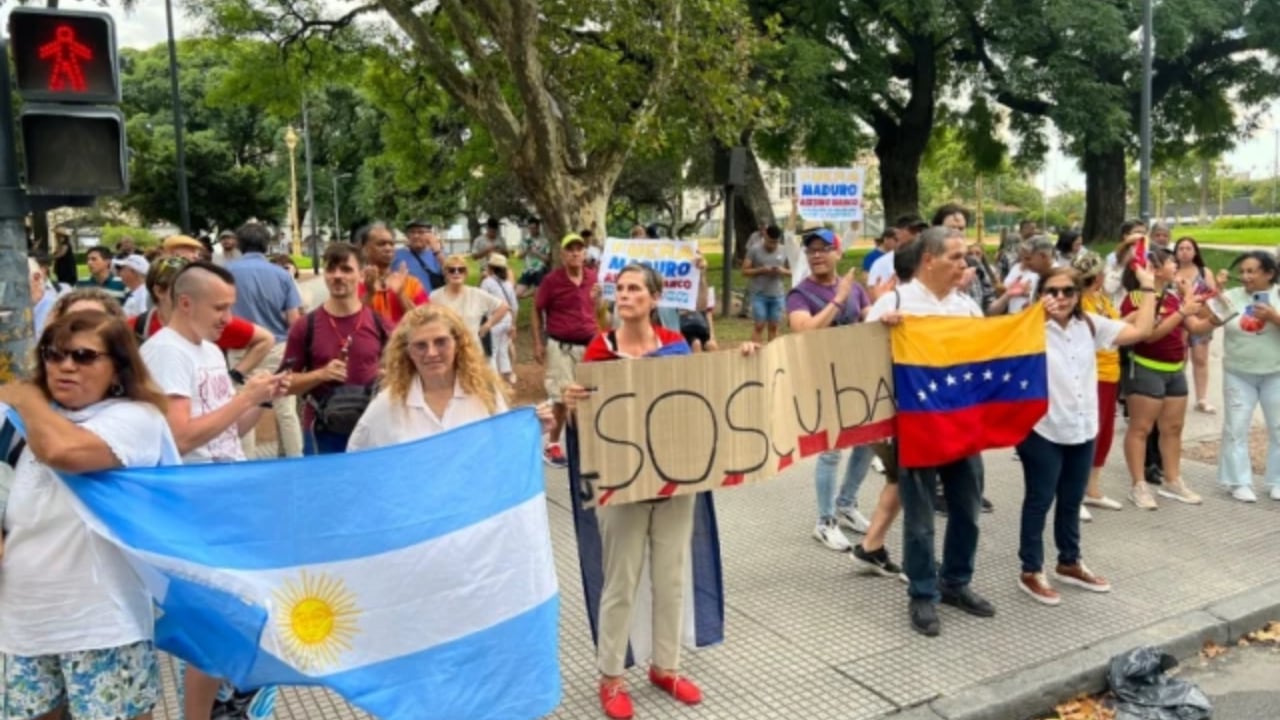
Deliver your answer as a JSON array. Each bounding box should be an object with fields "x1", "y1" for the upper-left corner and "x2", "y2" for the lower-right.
[{"x1": 1107, "y1": 646, "x2": 1212, "y2": 720}]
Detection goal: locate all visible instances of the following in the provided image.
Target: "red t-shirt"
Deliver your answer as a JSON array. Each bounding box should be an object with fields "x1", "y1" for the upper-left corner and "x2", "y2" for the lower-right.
[
  {"x1": 1122, "y1": 289, "x2": 1186, "y2": 364},
  {"x1": 282, "y1": 306, "x2": 387, "y2": 426},
  {"x1": 583, "y1": 326, "x2": 690, "y2": 362},
  {"x1": 130, "y1": 310, "x2": 256, "y2": 351},
  {"x1": 535, "y1": 267, "x2": 598, "y2": 345}
]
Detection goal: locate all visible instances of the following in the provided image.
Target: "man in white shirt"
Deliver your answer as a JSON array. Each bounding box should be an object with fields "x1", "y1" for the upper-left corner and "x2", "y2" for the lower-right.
[
  {"x1": 867, "y1": 227, "x2": 994, "y2": 638},
  {"x1": 867, "y1": 214, "x2": 927, "y2": 286},
  {"x1": 997, "y1": 235, "x2": 1055, "y2": 315},
  {"x1": 113, "y1": 254, "x2": 150, "y2": 317},
  {"x1": 140, "y1": 261, "x2": 289, "y2": 720}
]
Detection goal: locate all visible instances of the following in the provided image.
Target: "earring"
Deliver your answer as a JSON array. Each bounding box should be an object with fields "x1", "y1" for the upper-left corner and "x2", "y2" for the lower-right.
[{"x1": 110, "y1": 382, "x2": 124, "y2": 397}]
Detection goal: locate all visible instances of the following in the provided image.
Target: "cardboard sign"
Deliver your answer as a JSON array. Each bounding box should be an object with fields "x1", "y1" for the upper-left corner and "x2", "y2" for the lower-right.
[
  {"x1": 796, "y1": 167, "x2": 865, "y2": 221},
  {"x1": 598, "y1": 238, "x2": 702, "y2": 310},
  {"x1": 574, "y1": 323, "x2": 895, "y2": 506}
]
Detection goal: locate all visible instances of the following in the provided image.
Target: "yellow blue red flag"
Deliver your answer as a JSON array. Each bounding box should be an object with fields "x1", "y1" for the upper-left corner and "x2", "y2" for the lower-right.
[{"x1": 891, "y1": 307, "x2": 1049, "y2": 468}]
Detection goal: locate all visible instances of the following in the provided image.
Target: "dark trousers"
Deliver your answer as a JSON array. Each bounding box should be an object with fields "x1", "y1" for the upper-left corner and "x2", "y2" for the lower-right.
[
  {"x1": 1145, "y1": 425, "x2": 1162, "y2": 472},
  {"x1": 899, "y1": 454, "x2": 983, "y2": 601},
  {"x1": 305, "y1": 427, "x2": 350, "y2": 455},
  {"x1": 1016, "y1": 431, "x2": 1095, "y2": 573}
]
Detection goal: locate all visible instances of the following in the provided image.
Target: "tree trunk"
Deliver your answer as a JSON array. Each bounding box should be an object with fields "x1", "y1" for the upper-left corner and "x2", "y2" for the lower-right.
[
  {"x1": 511, "y1": 153, "x2": 620, "y2": 266},
  {"x1": 1082, "y1": 144, "x2": 1127, "y2": 244},
  {"x1": 875, "y1": 139, "x2": 923, "y2": 224},
  {"x1": 731, "y1": 143, "x2": 775, "y2": 262}
]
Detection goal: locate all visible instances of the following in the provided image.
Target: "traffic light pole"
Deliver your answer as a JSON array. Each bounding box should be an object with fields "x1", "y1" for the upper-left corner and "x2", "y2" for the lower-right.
[{"x1": 0, "y1": 38, "x2": 35, "y2": 381}]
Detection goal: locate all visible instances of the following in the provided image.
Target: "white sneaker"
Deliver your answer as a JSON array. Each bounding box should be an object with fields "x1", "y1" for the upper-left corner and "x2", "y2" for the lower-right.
[
  {"x1": 1270, "y1": 487, "x2": 1280, "y2": 501},
  {"x1": 1079, "y1": 505, "x2": 1093, "y2": 522},
  {"x1": 836, "y1": 506, "x2": 871, "y2": 534},
  {"x1": 812, "y1": 520, "x2": 851, "y2": 551},
  {"x1": 1083, "y1": 495, "x2": 1124, "y2": 511},
  {"x1": 871, "y1": 456, "x2": 886, "y2": 473},
  {"x1": 1230, "y1": 486, "x2": 1258, "y2": 503}
]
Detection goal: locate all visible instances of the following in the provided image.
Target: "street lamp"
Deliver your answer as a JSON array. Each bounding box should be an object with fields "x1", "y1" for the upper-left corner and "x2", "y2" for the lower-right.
[
  {"x1": 1138, "y1": 0, "x2": 1154, "y2": 222},
  {"x1": 284, "y1": 125, "x2": 301, "y2": 256},
  {"x1": 164, "y1": 0, "x2": 191, "y2": 232},
  {"x1": 331, "y1": 171, "x2": 353, "y2": 242}
]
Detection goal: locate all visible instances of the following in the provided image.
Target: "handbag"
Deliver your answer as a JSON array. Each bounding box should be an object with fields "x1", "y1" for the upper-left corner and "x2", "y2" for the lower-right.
[{"x1": 311, "y1": 384, "x2": 378, "y2": 435}]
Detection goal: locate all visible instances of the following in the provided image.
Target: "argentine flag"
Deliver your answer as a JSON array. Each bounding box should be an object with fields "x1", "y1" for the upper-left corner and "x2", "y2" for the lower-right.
[{"x1": 50, "y1": 407, "x2": 560, "y2": 720}]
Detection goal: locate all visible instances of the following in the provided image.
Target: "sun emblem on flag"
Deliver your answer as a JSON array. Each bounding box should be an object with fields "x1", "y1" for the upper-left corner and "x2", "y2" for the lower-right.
[{"x1": 274, "y1": 571, "x2": 361, "y2": 671}]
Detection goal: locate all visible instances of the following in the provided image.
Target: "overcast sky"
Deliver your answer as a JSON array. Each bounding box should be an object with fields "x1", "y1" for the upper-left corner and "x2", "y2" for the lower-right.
[{"x1": 5, "y1": 1, "x2": 1276, "y2": 196}]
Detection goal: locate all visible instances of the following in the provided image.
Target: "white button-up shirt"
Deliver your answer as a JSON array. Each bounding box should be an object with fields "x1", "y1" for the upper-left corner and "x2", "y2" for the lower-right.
[
  {"x1": 866, "y1": 250, "x2": 896, "y2": 286},
  {"x1": 1035, "y1": 314, "x2": 1126, "y2": 445},
  {"x1": 867, "y1": 279, "x2": 983, "y2": 321},
  {"x1": 347, "y1": 377, "x2": 508, "y2": 451}
]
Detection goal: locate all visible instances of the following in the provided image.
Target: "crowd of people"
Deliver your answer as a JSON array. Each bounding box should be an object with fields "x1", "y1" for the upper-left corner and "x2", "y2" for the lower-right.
[{"x1": 3, "y1": 207, "x2": 1279, "y2": 720}]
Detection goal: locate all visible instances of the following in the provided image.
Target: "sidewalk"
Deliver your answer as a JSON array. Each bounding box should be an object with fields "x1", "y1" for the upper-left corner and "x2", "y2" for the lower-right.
[{"x1": 151, "y1": 341, "x2": 1280, "y2": 720}]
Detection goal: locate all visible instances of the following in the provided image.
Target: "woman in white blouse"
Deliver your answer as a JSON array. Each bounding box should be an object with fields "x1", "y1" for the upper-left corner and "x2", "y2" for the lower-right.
[
  {"x1": 480, "y1": 254, "x2": 519, "y2": 386},
  {"x1": 347, "y1": 304, "x2": 512, "y2": 450},
  {"x1": 1015, "y1": 266, "x2": 1156, "y2": 607},
  {"x1": 428, "y1": 254, "x2": 510, "y2": 348}
]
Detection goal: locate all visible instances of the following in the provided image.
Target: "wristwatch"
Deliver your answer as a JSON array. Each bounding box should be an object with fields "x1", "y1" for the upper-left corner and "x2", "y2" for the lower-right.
[{"x1": 228, "y1": 369, "x2": 246, "y2": 385}]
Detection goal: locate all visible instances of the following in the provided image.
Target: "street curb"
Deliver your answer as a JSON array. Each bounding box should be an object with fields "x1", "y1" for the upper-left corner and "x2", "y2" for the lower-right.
[{"x1": 895, "y1": 580, "x2": 1280, "y2": 720}]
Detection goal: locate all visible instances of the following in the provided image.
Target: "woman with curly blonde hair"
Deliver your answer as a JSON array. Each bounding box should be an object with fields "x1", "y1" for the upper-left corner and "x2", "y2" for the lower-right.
[{"x1": 346, "y1": 304, "x2": 512, "y2": 450}]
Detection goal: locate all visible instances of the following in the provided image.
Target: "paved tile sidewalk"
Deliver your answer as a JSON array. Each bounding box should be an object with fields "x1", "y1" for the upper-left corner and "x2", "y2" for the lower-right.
[{"x1": 151, "y1": 341, "x2": 1280, "y2": 719}]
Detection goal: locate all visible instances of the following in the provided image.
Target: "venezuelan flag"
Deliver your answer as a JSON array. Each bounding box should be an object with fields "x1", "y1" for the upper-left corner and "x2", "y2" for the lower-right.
[{"x1": 891, "y1": 307, "x2": 1049, "y2": 468}]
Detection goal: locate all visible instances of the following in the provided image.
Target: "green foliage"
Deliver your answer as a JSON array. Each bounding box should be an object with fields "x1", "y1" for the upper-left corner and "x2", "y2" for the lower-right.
[
  {"x1": 99, "y1": 225, "x2": 159, "y2": 249},
  {"x1": 1211, "y1": 215, "x2": 1280, "y2": 230}
]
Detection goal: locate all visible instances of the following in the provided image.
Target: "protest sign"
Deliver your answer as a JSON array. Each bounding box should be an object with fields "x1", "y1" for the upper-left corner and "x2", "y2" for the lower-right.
[
  {"x1": 598, "y1": 238, "x2": 702, "y2": 311},
  {"x1": 796, "y1": 167, "x2": 866, "y2": 222},
  {"x1": 574, "y1": 323, "x2": 895, "y2": 506}
]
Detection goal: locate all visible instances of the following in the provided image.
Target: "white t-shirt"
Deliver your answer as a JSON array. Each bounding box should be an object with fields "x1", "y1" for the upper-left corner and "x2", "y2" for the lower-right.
[
  {"x1": 0, "y1": 399, "x2": 175, "y2": 655},
  {"x1": 142, "y1": 326, "x2": 245, "y2": 464},
  {"x1": 430, "y1": 286, "x2": 506, "y2": 343},
  {"x1": 122, "y1": 287, "x2": 149, "y2": 318},
  {"x1": 1035, "y1": 314, "x2": 1126, "y2": 445},
  {"x1": 480, "y1": 276, "x2": 518, "y2": 332},
  {"x1": 347, "y1": 378, "x2": 508, "y2": 451},
  {"x1": 867, "y1": 250, "x2": 896, "y2": 286},
  {"x1": 1003, "y1": 263, "x2": 1040, "y2": 314},
  {"x1": 781, "y1": 233, "x2": 811, "y2": 286}
]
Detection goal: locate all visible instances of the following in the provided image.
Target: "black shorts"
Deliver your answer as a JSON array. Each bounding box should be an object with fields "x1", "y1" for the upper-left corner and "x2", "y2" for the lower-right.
[
  {"x1": 518, "y1": 268, "x2": 547, "y2": 287},
  {"x1": 1127, "y1": 360, "x2": 1189, "y2": 399},
  {"x1": 872, "y1": 441, "x2": 899, "y2": 484},
  {"x1": 679, "y1": 313, "x2": 711, "y2": 346}
]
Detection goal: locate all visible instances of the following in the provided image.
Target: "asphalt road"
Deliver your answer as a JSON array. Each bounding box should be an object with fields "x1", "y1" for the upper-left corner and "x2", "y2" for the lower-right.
[{"x1": 1176, "y1": 643, "x2": 1280, "y2": 720}]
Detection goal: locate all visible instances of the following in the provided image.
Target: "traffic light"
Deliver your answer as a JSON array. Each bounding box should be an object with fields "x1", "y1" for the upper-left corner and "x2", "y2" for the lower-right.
[{"x1": 8, "y1": 8, "x2": 128, "y2": 196}]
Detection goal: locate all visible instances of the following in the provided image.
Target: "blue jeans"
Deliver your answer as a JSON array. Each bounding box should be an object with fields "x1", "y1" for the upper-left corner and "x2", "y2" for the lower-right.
[
  {"x1": 306, "y1": 428, "x2": 350, "y2": 455},
  {"x1": 751, "y1": 294, "x2": 785, "y2": 324},
  {"x1": 899, "y1": 454, "x2": 983, "y2": 601},
  {"x1": 1220, "y1": 369, "x2": 1280, "y2": 489},
  {"x1": 1016, "y1": 431, "x2": 1094, "y2": 573},
  {"x1": 815, "y1": 445, "x2": 874, "y2": 521}
]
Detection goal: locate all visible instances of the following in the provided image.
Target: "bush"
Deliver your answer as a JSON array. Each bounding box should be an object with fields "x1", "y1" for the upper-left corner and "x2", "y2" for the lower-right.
[
  {"x1": 99, "y1": 225, "x2": 160, "y2": 250},
  {"x1": 1210, "y1": 216, "x2": 1280, "y2": 230}
]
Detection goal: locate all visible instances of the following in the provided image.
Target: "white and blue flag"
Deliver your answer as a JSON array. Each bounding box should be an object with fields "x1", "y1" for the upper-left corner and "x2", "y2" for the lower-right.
[{"x1": 48, "y1": 407, "x2": 560, "y2": 720}]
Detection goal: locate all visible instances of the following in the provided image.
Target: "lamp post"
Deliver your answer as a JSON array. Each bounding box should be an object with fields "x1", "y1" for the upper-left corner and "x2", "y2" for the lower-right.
[
  {"x1": 331, "y1": 171, "x2": 353, "y2": 242},
  {"x1": 1138, "y1": 0, "x2": 1154, "y2": 222},
  {"x1": 284, "y1": 126, "x2": 301, "y2": 256},
  {"x1": 164, "y1": 0, "x2": 191, "y2": 232}
]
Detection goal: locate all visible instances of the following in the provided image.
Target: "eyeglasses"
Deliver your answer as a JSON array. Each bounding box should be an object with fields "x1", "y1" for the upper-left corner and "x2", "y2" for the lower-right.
[
  {"x1": 1043, "y1": 287, "x2": 1078, "y2": 298},
  {"x1": 446, "y1": 267, "x2": 468, "y2": 275},
  {"x1": 804, "y1": 246, "x2": 833, "y2": 256},
  {"x1": 409, "y1": 336, "x2": 456, "y2": 354},
  {"x1": 41, "y1": 346, "x2": 110, "y2": 366}
]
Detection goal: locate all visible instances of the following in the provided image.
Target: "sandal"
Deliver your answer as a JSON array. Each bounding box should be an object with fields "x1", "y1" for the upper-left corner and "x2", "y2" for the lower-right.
[{"x1": 1195, "y1": 400, "x2": 1216, "y2": 414}]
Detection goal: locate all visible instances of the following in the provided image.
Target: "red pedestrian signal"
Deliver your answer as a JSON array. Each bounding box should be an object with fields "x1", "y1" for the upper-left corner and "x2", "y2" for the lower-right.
[{"x1": 9, "y1": 8, "x2": 119, "y2": 103}]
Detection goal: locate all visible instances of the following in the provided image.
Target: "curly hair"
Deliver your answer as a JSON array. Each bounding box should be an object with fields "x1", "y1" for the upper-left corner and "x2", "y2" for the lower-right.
[{"x1": 381, "y1": 304, "x2": 509, "y2": 415}]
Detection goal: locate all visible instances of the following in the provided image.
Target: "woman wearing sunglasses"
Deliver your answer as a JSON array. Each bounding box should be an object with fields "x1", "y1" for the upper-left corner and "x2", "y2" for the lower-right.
[
  {"x1": 1015, "y1": 267, "x2": 1156, "y2": 606},
  {"x1": 0, "y1": 311, "x2": 178, "y2": 720},
  {"x1": 429, "y1": 254, "x2": 511, "y2": 351}
]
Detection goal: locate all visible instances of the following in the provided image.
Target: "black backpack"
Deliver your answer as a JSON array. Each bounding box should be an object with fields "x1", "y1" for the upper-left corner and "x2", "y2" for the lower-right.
[{"x1": 303, "y1": 308, "x2": 389, "y2": 435}]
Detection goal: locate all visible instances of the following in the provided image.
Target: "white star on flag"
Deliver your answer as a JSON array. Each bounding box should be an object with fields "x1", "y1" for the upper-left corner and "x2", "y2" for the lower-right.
[
  {"x1": 917, "y1": 390, "x2": 927, "y2": 401},
  {"x1": 1002, "y1": 372, "x2": 1012, "y2": 382},
  {"x1": 963, "y1": 372, "x2": 973, "y2": 382},
  {"x1": 982, "y1": 370, "x2": 993, "y2": 381},
  {"x1": 1020, "y1": 379, "x2": 1029, "y2": 390},
  {"x1": 945, "y1": 374, "x2": 957, "y2": 386},
  {"x1": 928, "y1": 380, "x2": 939, "y2": 392}
]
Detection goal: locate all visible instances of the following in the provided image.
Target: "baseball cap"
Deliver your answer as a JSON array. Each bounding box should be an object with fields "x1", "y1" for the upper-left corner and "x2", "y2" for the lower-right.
[
  {"x1": 112, "y1": 254, "x2": 150, "y2": 276},
  {"x1": 561, "y1": 233, "x2": 586, "y2": 249},
  {"x1": 406, "y1": 219, "x2": 433, "y2": 230},
  {"x1": 163, "y1": 234, "x2": 204, "y2": 252},
  {"x1": 802, "y1": 228, "x2": 841, "y2": 252}
]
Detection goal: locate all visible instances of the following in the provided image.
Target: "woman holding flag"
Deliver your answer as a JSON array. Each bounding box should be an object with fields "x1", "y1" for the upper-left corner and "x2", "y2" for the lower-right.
[
  {"x1": 0, "y1": 310, "x2": 177, "y2": 720},
  {"x1": 558, "y1": 263, "x2": 756, "y2": 720},
  {"x1": 1015, "y1": 267, "x2": 1156, "y2": 605}
]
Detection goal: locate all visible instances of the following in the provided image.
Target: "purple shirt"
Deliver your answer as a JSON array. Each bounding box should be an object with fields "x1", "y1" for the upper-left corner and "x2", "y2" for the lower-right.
[{"x1": 785, "y1": 277, "x2": 870, "y2": 326}]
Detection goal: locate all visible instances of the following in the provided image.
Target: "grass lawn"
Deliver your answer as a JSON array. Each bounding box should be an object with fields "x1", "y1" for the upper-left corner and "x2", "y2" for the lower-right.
[{"x1": 1175, "y1": 227, "x2": 1279, "y2": 247}]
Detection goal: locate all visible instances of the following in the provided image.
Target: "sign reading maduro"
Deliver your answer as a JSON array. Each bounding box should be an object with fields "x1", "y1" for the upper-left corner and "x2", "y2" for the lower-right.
[{"x1": 574, "y1": 323, "x2": 895, "y2": 507}]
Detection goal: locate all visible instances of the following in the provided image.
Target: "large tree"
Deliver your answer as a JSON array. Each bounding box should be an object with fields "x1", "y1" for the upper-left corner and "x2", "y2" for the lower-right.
[
  {"x1": 198, "y1": 0, "x2": 762, "y2": 245},
  {"x1": 967, "y1": 0, "x2": 1280, "y2": 241}
]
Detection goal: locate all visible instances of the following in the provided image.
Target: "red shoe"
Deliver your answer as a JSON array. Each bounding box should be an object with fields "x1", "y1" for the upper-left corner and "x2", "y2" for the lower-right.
[
  {"x1": 648, "y1": 667, "x2": 702, "y2": 705},
  {"x1": 598, "y1": 682, "x2": 634, "y2": 719}
]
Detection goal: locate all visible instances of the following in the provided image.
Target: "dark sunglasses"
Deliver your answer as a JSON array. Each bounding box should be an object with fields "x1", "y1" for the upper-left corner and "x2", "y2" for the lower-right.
[
  {"x1": 1044, "y1": 286, "x2": 1078, "y2": 298},
  {"x1": 446, "y1": 267, "x2": 468, "y2": 275},
  {"x1": 41, "y1": 346, "x2": 110, "y2": 366}
]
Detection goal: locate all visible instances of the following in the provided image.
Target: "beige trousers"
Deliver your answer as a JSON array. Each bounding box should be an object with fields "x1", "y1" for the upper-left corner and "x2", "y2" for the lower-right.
[
  {"x1": 595, "y1": 494, "x2": 696, "y2": 676},
  {"x1": 231, "y1": 341, "x2": 303, "y2": 458}
]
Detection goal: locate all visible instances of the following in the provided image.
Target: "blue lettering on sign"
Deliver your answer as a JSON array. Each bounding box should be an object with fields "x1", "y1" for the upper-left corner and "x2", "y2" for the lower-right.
[
  {"x1": 607, "y1": 256, "x2": 628, "y2": 270},
  {"x1": 633, "y1": 260, "x2": 692, "y2": 276},
  {"x1": 801, "y1": 184, "x2": 860, "y2": 197}
]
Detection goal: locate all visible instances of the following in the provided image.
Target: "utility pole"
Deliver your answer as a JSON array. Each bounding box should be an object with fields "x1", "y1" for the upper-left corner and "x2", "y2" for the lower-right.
[
  {"x1": 1138, "y1": 0, "x2": 1154, "y2": 222},
  {"x1": 0, "y1": 39, "x2": 33, "y2": 380},
  {"x1": 1272, "y1": 127, "x2": 1278, "y2": 216},
  {"x1": 164, "y1": 0, "x2": 191, "y2": 232},
  {"x1": 301, "y1": 97, "x2": 319, "y2": 270}
]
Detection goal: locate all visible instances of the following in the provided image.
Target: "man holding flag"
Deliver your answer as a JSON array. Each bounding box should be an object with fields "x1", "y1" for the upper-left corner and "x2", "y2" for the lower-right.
[{"x1": 868, "y1": 227, "x2": 1047, "y2": 637}]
